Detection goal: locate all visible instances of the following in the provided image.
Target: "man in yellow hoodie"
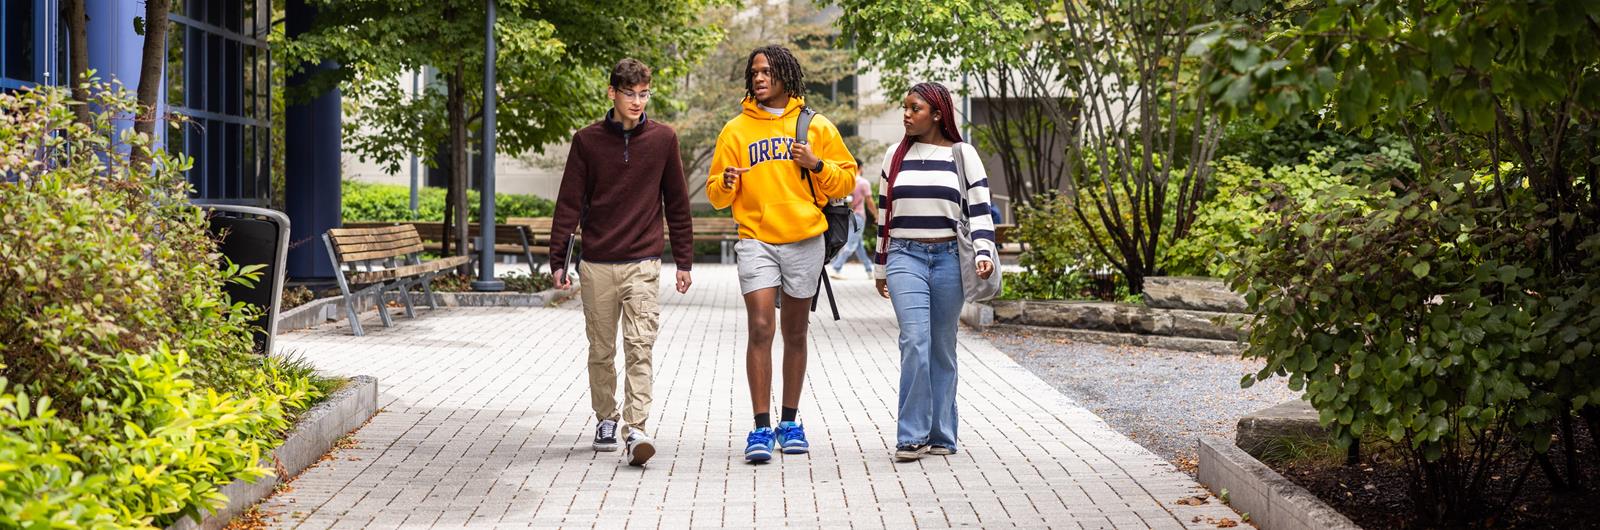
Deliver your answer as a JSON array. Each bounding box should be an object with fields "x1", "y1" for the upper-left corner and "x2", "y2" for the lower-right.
[{"x1": 707, "y1": 44, "x2": 856, "y2": 463}]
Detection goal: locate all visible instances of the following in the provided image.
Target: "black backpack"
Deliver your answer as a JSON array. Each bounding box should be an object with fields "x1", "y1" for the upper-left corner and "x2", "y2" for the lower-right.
[{"x1": 797, "y1": 107, "x2": 851, "y2": 320}]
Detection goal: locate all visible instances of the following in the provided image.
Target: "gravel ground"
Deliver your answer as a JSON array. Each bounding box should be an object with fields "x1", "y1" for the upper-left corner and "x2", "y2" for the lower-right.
[{"x1": 981, "y1": 325, "x2": 1299, "y2": 475}]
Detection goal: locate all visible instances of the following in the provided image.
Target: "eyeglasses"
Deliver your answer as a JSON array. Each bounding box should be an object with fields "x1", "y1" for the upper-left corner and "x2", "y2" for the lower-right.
[{"x1": 619, "y1": 89, "x2": 652, "y2": 102}]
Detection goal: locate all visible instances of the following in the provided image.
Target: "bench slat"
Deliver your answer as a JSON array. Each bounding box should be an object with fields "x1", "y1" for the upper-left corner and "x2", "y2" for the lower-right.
[
  {"x1": 347, "y1": 255, "x2": 471, "y2": 284},
  {"x1": 340, "y1": 243, "x2": 426, "y2": 262}
]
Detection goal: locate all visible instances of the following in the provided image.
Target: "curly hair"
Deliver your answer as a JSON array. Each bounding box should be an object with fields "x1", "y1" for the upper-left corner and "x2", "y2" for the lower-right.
[{"x1": 744, "y1": 45, "x2": 805, "y2": 101}]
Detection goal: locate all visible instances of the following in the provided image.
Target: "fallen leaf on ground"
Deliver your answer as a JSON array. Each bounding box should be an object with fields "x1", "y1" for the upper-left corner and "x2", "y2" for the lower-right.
[
  {"x1": 1176, "y1": 494, "x2": 1209, "y2": 506},
  {"x1": 1215, "y1": 518, "x2": 1239, "y2": 528}
]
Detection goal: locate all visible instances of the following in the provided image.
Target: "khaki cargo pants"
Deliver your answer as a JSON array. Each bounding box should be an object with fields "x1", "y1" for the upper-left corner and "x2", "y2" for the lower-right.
[{"x1": 578, "y1": 259, "x2": 661, "y2": 432}]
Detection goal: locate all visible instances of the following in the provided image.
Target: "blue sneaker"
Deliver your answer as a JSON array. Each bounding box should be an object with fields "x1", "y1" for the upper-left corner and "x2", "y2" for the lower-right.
[
  {"x1": 776, "y1": 421, "x2": 810, "y2": 454},
  {"x1": 745, "y1": 427, "x2": 774, "y2": 462}
]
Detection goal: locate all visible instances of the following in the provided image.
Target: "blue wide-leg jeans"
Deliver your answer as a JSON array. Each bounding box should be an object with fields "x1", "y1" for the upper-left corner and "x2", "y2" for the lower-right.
[{"x1": 886, "y1": 238, "x2": 963, "y2": 450}]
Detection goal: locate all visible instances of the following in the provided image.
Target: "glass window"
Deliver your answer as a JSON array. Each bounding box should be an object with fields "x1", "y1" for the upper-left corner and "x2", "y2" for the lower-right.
[
  {"x1": 167, "y1": 22, "x2": 186, "y2": 107},
  {"x1": 4, "y1": 0, "x2": 37, "y2": 82}
]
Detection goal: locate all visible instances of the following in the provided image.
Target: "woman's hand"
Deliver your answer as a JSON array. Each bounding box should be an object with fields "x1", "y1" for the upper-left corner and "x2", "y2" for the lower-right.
[
  {"x1": 875, "y1": 278, "x2": 890, "y2": 299},
  {"x1": 976, "y1": 260, "x2": 994, "y2": 279}
]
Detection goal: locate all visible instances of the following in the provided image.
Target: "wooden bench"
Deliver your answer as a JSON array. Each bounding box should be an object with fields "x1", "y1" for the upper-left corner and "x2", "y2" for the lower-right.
[
  {"x1": 323, "y1": 224, "x2": 471, "y2": 336},
  {"x1": 343, "y1": 221, "x2": 548, "y2": 273},
  {"x1": 510, "y1": 216, "x2": 744, "y2": 264},
  {"x1": 994, "y1": 223, "x2": 1024, "y2": 257}
]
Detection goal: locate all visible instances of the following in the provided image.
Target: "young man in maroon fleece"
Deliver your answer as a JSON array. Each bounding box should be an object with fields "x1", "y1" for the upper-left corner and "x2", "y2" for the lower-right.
[{"x1": 549, "y1": 58, "x2": 695, "y2": 467}]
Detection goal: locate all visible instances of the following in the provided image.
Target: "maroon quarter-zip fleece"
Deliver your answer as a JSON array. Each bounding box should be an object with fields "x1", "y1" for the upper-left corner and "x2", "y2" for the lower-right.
[{"x1": 549, "y1": 113, "x2": 694, "y2": 273}]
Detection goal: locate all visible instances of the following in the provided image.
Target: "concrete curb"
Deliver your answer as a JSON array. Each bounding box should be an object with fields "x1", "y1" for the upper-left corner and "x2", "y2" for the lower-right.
[
  {"x1": 167, "y1": 375, "x2": 379, "y2": 530},
  {"x1": 1197, "y1": 436, "x2": 1363, "y2": 530},
  {"x1": 274, "y1": 286, "x2": 580, "y2": 334}
]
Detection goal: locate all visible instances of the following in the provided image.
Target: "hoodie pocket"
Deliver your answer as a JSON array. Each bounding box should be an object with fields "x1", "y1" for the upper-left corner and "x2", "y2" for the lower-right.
[{"x1": 757, "y1": 200, "x2": 825, "y2": 243}]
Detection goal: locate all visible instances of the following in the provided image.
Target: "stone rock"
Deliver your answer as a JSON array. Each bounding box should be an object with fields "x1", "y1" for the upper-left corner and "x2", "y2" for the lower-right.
[
  {"x1": 991, "y1": 300, "x2": 1247, "y2": 341},
  {"x1": 1143, "y1": 276, "x2": 1247, "y2": 313},
  {"x1": 1235, "y1": 399, "x2": 1329, "y2": 457}
]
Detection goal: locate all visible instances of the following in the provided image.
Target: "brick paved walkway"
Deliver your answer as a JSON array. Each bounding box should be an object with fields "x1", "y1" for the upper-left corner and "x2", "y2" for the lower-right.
[{"x1": 267, "y1": 265, "x2": 1242, "y2": 529}]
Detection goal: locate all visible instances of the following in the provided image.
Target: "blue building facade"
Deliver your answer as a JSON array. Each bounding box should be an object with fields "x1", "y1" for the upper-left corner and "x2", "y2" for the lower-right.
[{"x1": 5, "y1": 0, "x2": 341, "y2": 279}]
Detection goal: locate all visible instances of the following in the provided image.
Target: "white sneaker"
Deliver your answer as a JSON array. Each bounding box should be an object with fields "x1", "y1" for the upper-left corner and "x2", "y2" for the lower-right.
[
  {"x1": 828, "y1": 270, "x2": 846, "y2": 280},
  {"x1": 625, "y1": 429, "x2": 656, "y2": 466}
]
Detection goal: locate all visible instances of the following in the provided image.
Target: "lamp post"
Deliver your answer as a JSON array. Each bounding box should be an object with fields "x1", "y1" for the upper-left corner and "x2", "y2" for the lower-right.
[{"x1": 472, "y1": 0, "x2": 504, "y2": 291}]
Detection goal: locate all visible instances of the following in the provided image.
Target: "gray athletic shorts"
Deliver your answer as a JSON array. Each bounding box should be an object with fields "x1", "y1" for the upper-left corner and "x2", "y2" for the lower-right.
[{"x1": 735, "y1": 235, "x2": 824, "y2": 298}]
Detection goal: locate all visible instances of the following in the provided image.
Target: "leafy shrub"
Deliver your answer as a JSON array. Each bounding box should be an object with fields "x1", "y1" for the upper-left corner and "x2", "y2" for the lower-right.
[
  {"x1": 342, "y1": 180, "x2": 554, "y2": 222},
  {"x1": 1004, "y1": 190, "x2": 1117, "y2": 300},
  {"x1": 1162, "y1": 150, "x2": 1371, "y2": 277},
  {"x1": 1234, "y1": 170, "x2": 1600, "y2": 525},
  {"x1": 0, "y1": 83, "x2": 325, "y2": 527}
]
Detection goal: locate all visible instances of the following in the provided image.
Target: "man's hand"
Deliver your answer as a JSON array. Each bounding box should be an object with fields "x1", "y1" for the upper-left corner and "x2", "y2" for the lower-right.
[
  {"x1": 977, "y1": 260, "x2": 995, "y2": 279},
  {"x1": 553, "y1": 269, "x2": 572, "y2": 290},
  {"x1": 675, "y1": 270, "x2": 692, "y2": 294},
  {"x1": 876, "y1": 278, "x2": 890, "y2": 299},
  {"x1": 722, "y1": 166, "x2": 749, "y2": 190},
  {"x1": 790, "y1": 141, "x2": 821, "y2": 172}
]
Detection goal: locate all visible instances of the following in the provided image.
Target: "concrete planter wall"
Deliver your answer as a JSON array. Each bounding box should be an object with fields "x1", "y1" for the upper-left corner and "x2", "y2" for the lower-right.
[
  {"x1": 1198, "y1": 437, "x2": 1362, "y2": 530},
  {"x1": 167, "y1": 376, "x2": 379, "y2": 530}
]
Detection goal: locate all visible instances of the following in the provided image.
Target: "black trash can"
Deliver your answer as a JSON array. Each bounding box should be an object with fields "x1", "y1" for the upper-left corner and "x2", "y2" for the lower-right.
[{"x1": 204, "y1": 205, "x2": 291, "y2": 354}]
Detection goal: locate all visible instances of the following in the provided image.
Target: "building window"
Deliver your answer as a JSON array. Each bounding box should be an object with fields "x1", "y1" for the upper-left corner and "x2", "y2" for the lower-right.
[
  {"x1": 1, "y1": 0, "x2": 54, "y2": 90},
  {"x1": 168, "y1": 0, "x2": 271, "y2": 206}
]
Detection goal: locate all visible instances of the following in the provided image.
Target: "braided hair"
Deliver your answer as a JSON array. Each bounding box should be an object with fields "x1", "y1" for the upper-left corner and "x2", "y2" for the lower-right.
[
  {"x1": 888, "y1": 82, "x2": 964, "y2": 183},
  {"x1": 744, "y1": 45, "x2": 806, "y2": 101}
]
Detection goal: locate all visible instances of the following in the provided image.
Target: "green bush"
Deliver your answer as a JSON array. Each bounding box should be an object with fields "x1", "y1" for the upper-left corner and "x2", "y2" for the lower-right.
[
  {"x1": 1003, "y1": 190, "x2": 1116, "y2": 300},
  {"x1": 1234, "y1": 171, "x2": 1600, "y2": 524},
  {"x1": 0, "y1": 83, "x2": 324, "y2": 527},
  {"x1": 1162, "y1": 150, "x2": 1371, "y2": 277},
  {"x1": 342, "y1": 180, "x2": 554, "y2": 222}
]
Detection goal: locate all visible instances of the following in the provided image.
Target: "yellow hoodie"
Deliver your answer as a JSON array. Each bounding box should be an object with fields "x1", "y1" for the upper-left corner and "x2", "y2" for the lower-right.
[{"x1": 706, "y1": 97, "x2": 857, "y2": 244}]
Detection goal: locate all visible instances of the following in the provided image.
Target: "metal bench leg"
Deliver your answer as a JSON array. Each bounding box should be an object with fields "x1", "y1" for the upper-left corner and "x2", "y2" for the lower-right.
[
  {"x1": 722, "y1": 241, "x2": 736, "y2": 264},
  {"x1": 374, "y1": 284, "x2": 395, "y2": 328},
  {"x1": 396, "y1": 279, "x2": 417, "y2": 318},
  {"x1": 518, "y1": 229, "x2": 540, "y2": 275},
  {"x1": 422, "y1": 272, "x2": 440, "y2": 309},
  {"x1": 325, "y1": 235, "x2": 366, "y2": 336}
]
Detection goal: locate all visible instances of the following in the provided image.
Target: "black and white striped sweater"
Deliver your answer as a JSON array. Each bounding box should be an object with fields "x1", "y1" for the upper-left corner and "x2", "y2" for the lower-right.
[{"x1": 873, "y1": 141, "x2": 997, "y2": 279}]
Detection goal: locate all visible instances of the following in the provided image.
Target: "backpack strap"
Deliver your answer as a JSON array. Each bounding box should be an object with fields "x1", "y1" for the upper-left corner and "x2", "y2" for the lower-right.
[
  {"x1": 796, "y1": 106, "x2": 841, "y2": 320},
  {"x1": 796, "y1": 106, "x2": 822, "y2": 206}
]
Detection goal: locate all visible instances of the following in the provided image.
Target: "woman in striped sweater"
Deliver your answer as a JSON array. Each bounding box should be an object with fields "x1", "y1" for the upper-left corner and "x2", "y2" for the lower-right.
[{"x1": 874, "y1": 82, "x2": 997, "y2": 462}]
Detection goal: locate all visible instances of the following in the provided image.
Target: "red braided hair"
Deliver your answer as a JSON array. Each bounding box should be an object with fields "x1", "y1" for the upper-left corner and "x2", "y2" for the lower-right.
[{"x1": 887, "y1": 82, "x2": 963, "y2": 184}]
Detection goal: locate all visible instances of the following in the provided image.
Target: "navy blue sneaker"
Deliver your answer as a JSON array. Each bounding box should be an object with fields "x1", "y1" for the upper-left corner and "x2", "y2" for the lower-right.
[
  {"x1": 776, "y1": 421, "x2": 810, "y2": 454},
  {"x1": 745, "y1": 427, "x2": 775, "y2": 462}
]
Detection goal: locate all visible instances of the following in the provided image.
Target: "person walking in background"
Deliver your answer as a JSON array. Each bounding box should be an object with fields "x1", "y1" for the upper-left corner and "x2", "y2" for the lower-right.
[
  {"x1": 549, "y1": 58, "x2": 695, "y2": 467},
  {"x1": 873, "y1": 82, "x2": 996, "y2": 462},
  {"x1": 706, "y1": 44, "x2": 857, "y2": 463},
  {"x1": 828, "y1": 174, "x2": 878, "y2": 280}
]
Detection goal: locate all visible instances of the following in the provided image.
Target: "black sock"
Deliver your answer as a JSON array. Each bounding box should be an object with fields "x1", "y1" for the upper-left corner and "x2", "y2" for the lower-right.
[
  {"x1": 755, "y1": 413, "x2": 771, "y2": 429},
  {"x1": 781, "y1": 407, "x2": 798, "y2": 423}
]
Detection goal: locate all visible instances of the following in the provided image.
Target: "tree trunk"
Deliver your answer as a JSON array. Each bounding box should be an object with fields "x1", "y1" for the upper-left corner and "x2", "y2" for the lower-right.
[
  {"x1": 131, "y1": 0, "x2": 171, "y2": 170},
  {"x1": 65, "y1": 0, "x2": 90, "y2": 126},
  {"x1": 448, "y1": 64, "x2": 471, "y2": 274}
]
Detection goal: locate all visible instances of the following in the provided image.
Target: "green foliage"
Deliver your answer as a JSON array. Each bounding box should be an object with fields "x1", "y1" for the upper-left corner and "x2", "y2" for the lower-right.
[
  {"x1": 1234, "y1": 171, "x2": 1600, "y2": 524},
  {"x1": 1002, "y1": 191, "x2": 1113, "y2": 301},
  {"x1": 341, "y1": 180, "x2": 553, "y2": 222},
  {"x1": 0, "y1": 84, "x2": 326, "y2": 527},
  {"x1": 1197, "y1": 1, "x2": 1598, "y2": 523},
  {"x1": 1163, "y1": 151, "x2": 1371, "y2": 277},
  {"x1": 282, "y1": 0, "x2": 728, "y2": 175}
]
